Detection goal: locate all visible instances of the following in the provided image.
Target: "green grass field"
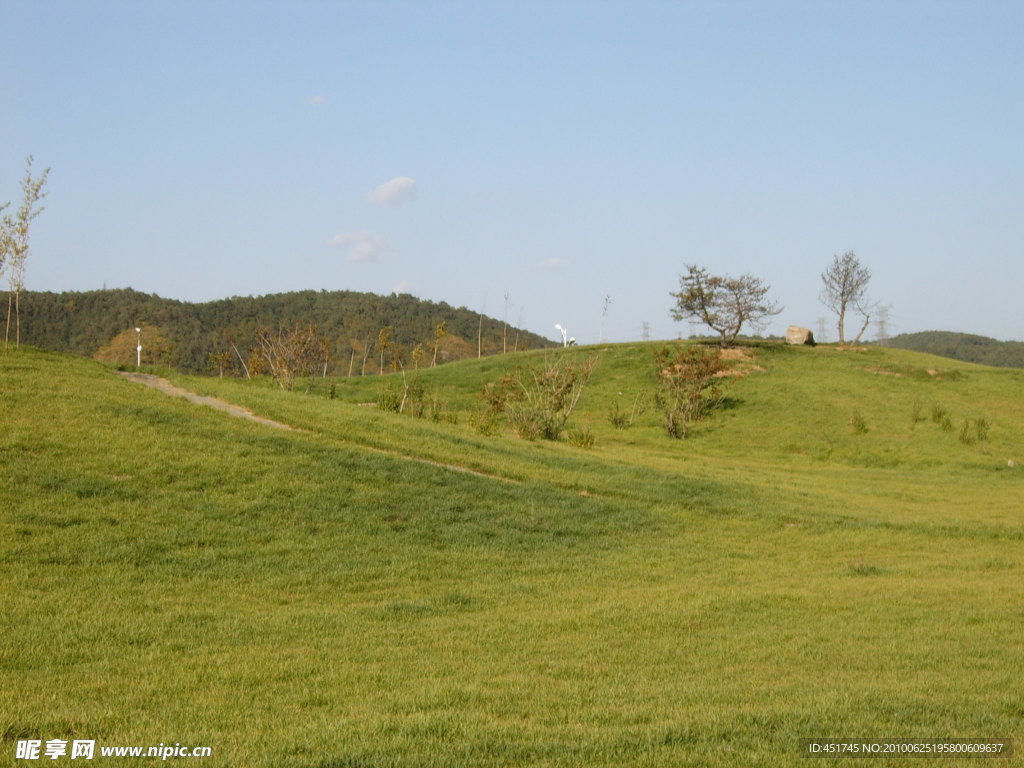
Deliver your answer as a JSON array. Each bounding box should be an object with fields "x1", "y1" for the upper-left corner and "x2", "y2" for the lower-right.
[{"x1": 2, "y1": 343, "x2": 1022, "y2": 767}]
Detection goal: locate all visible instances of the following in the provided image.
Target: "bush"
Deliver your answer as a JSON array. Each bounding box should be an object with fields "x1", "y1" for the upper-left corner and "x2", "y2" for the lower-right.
[
  {"x1": 608, "y1": 402, "x2": 630, "y2": 429},
  {"x1": 566, "y1": 426, "x2": 595, "y2": 449},
  {"x1": 608, "y1": 391, "x2": 650, "y2": 429},
  {"x1": 479, "y1": 353, "x2": 598, "y2": 441},
  {"x1": 377, "y1": 384, "x2": 402, "y2": 413},
  {"x1": 653, "y1": 345, "x2": 729, "y2": 439}
]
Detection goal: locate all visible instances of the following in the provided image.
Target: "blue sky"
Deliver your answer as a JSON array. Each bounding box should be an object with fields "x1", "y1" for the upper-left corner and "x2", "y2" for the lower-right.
[{"x1": 2, "y1": 0, "x2": 1021, "y2": 344}]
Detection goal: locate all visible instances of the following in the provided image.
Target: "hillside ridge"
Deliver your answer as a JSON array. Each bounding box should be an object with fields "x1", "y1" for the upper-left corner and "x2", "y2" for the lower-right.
[
  {"x1": 19, "y1": 287, "x2": 554, "y2": 373},
  {"x1": 881, "y1": 330, "x2": 1024, "y2": 369}
]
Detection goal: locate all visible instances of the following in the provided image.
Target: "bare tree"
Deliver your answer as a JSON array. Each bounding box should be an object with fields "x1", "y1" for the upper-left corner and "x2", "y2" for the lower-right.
[
  {"x1": 254, "y1": 324, "x2": 327, "y2": 390},
  {"x1": 670, "y1": 264, "x2": 782, "y2": 347},
  {"x1": 2, "y1": 157, "x2": 50, "y2": 349},
  {"x1": 820, "y1": 251, "x2": 872, "y2": 345}
]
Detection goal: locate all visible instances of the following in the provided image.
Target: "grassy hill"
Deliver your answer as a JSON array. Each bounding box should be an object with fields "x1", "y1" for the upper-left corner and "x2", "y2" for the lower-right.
[
  {"x1": 882, "y1": 331, "x2": 1024, "y2": 369},
  {"x1": 2, "y1": 342, "x2": 1022, "y2": 767}
]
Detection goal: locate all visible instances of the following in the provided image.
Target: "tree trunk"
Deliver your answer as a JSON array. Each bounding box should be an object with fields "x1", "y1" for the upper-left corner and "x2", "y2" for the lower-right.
[
  {"x1": 14, "y1": 288, "x2": 20, "y2": 348},
  {"x1": 4, "y1": 292, "x2": 12, "y2": 349},
  {"x1": 850, "y1": 310, "x2": 871, "y2": 346}
]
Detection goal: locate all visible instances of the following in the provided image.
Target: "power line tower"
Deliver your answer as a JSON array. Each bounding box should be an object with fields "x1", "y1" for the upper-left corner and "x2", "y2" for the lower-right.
[
  {"x1": 815, "y1": 317, "x2": 828, "y2": 344},
  {"x1": 874, "y1": 304, "x2": 893, "y2": 345},
  {"x1": 641, "y1": 321, "x2": 650, "y2": 341}
]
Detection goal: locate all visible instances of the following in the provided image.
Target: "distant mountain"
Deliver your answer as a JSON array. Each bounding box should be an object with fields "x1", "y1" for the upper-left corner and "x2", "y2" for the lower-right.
[
  {"x1": 19, "y1": 288, "x2": 554, "y2": 373},
  {"x1": 880, "y1": 331, "x2": 1024, "y2": 369}
]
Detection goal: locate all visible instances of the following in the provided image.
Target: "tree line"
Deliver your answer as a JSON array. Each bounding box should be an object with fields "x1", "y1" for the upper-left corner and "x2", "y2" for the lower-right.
[
  {"x1": 20, "y1": 288, "x2": 554, "y2": 374},
  {"x1": 880, "y1": 331, "x2": 1024, "y2": 370}
]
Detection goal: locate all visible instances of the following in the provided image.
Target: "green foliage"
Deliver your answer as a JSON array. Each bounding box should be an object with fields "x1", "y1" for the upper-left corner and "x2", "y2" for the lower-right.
[
  {"x1": 566, "y1": 426, "x2": 595, "y2": 449},
  {"x1": 376, "y1": 383, "x2": 402, "y2": 412},
  {"x1": 653, "y1": 345, "x2": 729, "y2": 438},
  {"x1": 378, "y1": 372, "x2": 454, "y2": 423},
  {"x1": 608, "y1": 391, "x2": 650, "y2": 429},
  {"x1": 19, "y1": 288, "x2": 554, "y2": 373},
  {"x1": 882, "y1": 330, "x2": 1024, "y2": 369},
  {"x1": 94, "y1": 324, "x2": 177, "y2": 368},
  {"x1": 480, "y1": 352, "x2": 598, "y2": 441}
]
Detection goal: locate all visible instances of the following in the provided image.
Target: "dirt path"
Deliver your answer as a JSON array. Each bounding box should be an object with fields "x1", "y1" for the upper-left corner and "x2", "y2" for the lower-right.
[
  {"x1": 115, "y1": 371, "x2": 519, "y2": 484},
  {"x1": 116, "y1": 372, "x2": 297, "y2": 430}
]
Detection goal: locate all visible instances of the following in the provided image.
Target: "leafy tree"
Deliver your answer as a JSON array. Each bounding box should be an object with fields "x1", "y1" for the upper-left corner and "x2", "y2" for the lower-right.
[
  {"x1": 94, "y1": 326, "x2": 176, "y2": 368},
  {"x1": 2, "y1": 157, "x2": 50, "y2": 348},
  {"x1": 207, "y1": 350, "x2": 233, "y2": 377},
  {"x1": 820, "y1": 251, "x2": 872, "y2": 345},
  {"x1": 670, "y1": 265, "x2": 782, "y2": 347}
]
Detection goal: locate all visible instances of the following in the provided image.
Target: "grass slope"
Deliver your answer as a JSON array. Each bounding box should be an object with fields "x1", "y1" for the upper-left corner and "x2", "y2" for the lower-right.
[{"x1": 2, "y1": 343, "x2": 1022, "y2": 767}]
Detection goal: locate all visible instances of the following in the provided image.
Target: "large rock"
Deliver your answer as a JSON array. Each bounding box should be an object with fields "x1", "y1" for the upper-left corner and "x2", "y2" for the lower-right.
[{"x1": 786, "y1": 325, "x2": 816, "y2": 346}]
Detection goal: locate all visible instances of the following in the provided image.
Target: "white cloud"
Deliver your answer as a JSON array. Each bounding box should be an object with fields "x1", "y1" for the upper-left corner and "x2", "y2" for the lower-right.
[
  {"x1": 538, "y1": 257, "x2": 568, "y2": 271},
  {"x1": 392, "y1": 279, "x2": 414, "y2": 295},
  {"x1": 367, "y1": 176, "x2": 418, "y2": 206},
  {"x1": 306, "y1": 95, "x2": 327, "y2": 105},
  {"x1": 328, "y1": 230, "x2": 391, "y2": 263}
]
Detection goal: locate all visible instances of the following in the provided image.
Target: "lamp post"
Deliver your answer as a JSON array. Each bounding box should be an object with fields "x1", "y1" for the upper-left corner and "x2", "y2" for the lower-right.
[{"x1": 135, "y1": 327, "x2": 142, "y2": 369}]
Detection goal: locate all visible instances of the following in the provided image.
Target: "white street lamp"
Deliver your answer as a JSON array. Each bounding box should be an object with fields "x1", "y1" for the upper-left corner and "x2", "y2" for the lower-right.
[
  {"x1": 135, "y1": 327, "x2": 142, "y2": 369},
  {"x1": 555, "y1": 323, "x2": 568, "y2": 347}
]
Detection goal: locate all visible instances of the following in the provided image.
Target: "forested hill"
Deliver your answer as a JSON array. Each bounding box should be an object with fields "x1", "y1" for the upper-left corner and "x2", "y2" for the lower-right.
[
  {"x1": 881, "y1": 331, "x2": 1024, "y2": 369},
  {"x1": 20, "y1": 288, "x2": 554, "y2": 373}
]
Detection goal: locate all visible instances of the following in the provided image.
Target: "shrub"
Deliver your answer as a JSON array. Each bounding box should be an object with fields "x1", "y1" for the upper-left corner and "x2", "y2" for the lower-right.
[
  {"x1": 567, "y1": 426, "x2": 596, "y2": 449},
  {"x1": 377, "y1": 384, "x2": 402, "y2": 413},
  {"x1": 608, "y1": 391, "x2": 650, "y2": 429},
  {"x1": 479, "y1": 353, "x2": 598, "y2": 441},
  {"x1": 608, "y1": 402, "x2": 630, "y2": 429},
  {"x1": 653, "y1": 345, "x2": 729, "y2": 439}
]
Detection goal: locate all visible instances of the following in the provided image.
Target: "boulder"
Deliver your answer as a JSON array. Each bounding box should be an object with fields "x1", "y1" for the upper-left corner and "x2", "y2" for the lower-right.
[{"x1": 786, "y1": 325, "x2": 816, "y2": 346}]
